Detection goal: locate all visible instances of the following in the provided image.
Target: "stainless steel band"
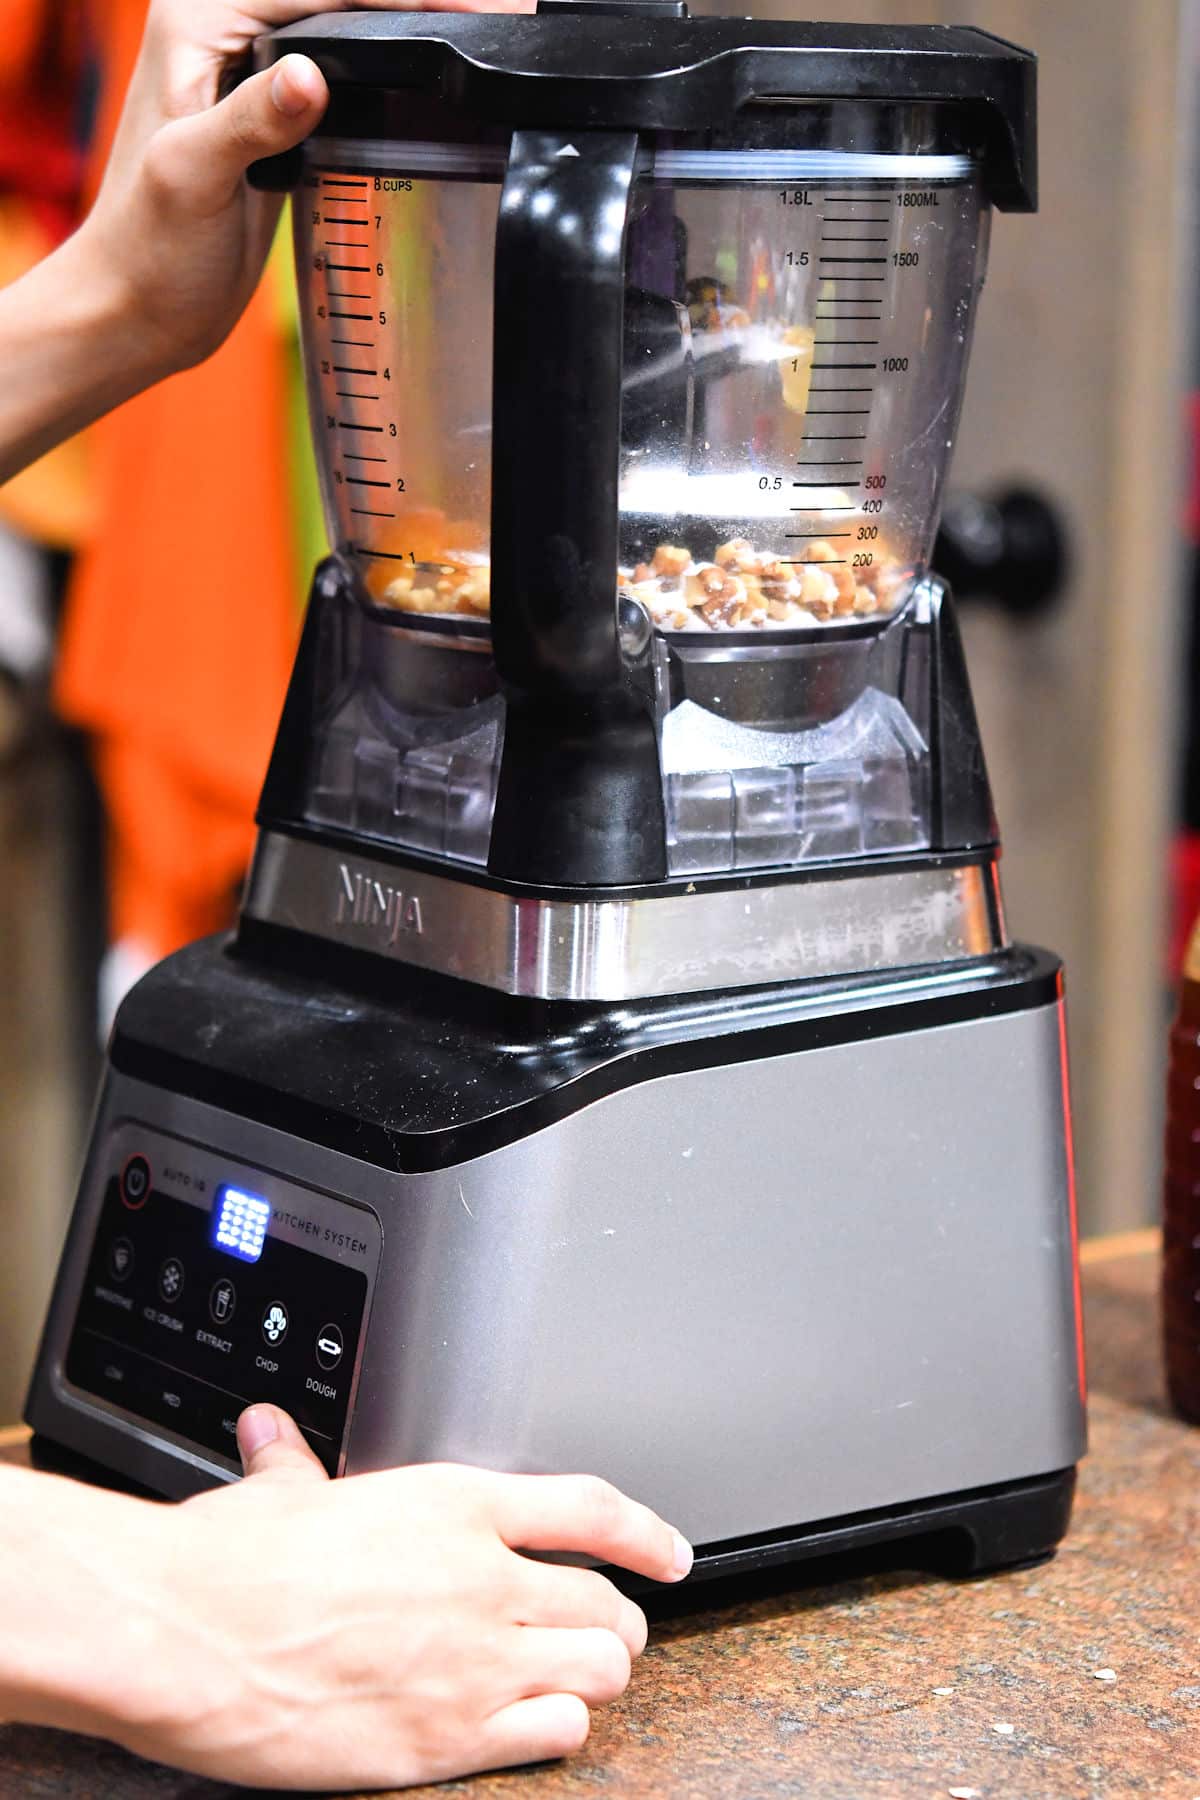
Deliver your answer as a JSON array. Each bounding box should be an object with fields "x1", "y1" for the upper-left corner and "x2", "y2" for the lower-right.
[{"x1": 242, "y1": 831, "x2": 1009, "y2": 1002}]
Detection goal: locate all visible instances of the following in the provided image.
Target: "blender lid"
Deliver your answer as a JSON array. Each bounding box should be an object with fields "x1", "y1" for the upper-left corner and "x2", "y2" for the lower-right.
[{"x1": 252, "y1": 11, "x2": 1036, "y2": 210}]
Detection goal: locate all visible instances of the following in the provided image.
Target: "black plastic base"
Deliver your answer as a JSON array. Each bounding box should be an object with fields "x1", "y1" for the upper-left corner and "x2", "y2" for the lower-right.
[
  {"x1": 28, "y1": 1432, "x2": 164, "y2": 1499},
  {"x1": 109, "y1": 930, "x2": 1062, "y2": 1174},
  {"x1": 618, "y1": 1467, "x2": 1077, "y2": 1608},
  {"x1": 32, "y1": 1427, "x2": 1074, "y2": 1603}
]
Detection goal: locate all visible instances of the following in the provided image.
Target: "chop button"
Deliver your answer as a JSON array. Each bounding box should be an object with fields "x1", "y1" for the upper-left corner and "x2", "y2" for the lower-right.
[{"x1": 261, "y1": 1302, "x2": 289, "y2": 1347}]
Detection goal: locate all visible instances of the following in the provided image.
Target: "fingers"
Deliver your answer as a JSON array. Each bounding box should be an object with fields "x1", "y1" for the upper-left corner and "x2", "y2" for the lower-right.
[
  {"x1": 146, "y1": 57, "x2": 327, "y2": 213},
  {"x1": 514, "y1": 1562, "x2": 649, "y2": 1660},
  {"x1": 237, "y1": 1405, "x2": 329, "y2": 1484},
  {"x1": 512, "y1": 1627, "x2": 631, "y2": 1707},
  {"x1": 486, "y1": 1473, "x2": 693, "y2": 1584},
  {"x1": 471, "y1": 1693, "x2": 591, "y2": 1774}
]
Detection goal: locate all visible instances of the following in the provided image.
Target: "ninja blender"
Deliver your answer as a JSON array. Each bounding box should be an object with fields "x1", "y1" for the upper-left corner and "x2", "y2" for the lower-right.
[{"x1": 28, "y1": 6, "x2": 1086, "y2": 1582}]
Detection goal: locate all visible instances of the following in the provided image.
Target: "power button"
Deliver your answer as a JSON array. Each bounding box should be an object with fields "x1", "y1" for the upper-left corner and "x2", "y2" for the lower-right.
[{"x1": 120, "y1": 1154, "x2": 151, "y2": 1210}]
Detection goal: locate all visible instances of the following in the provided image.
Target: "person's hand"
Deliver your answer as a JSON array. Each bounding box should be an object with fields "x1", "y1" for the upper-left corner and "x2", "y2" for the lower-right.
[
  {"x1": 78, "y1": 0, "x2": 530, "y2": 383},
  {"x1": 0, "y1": 0, "x2": 537, "y2": 482},
  {"x1": 95, "y1": 1405, "x2": 691, "y2": 1790}
]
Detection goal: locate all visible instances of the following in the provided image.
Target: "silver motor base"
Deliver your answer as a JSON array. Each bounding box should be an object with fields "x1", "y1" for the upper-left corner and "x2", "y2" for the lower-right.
[{"x1": 27, "y1": 959, "x2": 1086, "y2": 1571}]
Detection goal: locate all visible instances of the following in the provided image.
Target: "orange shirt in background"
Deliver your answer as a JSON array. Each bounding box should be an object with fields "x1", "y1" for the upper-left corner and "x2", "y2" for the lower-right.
[{"x1": 54, "y1": 0, "x2": 299, "y2": 956}]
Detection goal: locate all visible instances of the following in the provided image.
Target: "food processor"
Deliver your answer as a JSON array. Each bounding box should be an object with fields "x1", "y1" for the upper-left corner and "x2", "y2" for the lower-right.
[{"x1": 28, "y1": 7, "x2": 1086, "y2": 1582}]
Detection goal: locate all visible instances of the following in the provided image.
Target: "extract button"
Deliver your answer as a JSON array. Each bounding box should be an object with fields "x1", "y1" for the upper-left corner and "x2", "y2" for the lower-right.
[{"x1": 210, "y1": 1278, "x2": 237, "y2": 1325}]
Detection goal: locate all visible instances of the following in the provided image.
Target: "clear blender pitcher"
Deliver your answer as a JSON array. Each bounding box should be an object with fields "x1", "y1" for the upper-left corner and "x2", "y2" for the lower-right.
[
  {"x1": 259, "y1": 8, "x2": 1035, "y2": 886},
  {"x1": 302, "y1": 155, "x2": 983, "y2": 632}
]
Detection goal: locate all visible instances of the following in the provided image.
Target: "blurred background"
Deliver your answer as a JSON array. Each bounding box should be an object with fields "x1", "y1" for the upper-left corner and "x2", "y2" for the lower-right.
[{"x1": 0, "y1": 0, "x2": 1196, "y2": 1420}]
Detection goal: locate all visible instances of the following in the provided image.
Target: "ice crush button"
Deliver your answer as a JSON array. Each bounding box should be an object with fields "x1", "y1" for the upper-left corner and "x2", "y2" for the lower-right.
[
  {"x1": 158, "y1": 1257, "x2": 184, "y2": 1303},
  {"x1": 211, "y1": 1185, "x2": 271, "y2": 1264}
]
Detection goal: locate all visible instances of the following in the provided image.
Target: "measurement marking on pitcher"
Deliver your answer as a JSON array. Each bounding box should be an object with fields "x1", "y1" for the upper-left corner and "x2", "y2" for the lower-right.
[
  {"x1": 337, "y1": 422, "x2": 385, "y2": 432},
  {"x1": 344, "y1": 454, "x2": 388, "y2": 464}
]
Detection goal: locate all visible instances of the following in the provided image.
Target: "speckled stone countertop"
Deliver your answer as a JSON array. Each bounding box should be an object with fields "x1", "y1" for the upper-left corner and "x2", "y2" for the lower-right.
[{"x1": 1, "y1": 1235, "x2": 1196, "y2": 1799}]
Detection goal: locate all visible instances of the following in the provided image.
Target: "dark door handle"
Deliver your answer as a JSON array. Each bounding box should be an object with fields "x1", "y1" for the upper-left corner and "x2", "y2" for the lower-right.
[{"x1": 934, "y1": 486, "x2": 1069, "y2": 620}]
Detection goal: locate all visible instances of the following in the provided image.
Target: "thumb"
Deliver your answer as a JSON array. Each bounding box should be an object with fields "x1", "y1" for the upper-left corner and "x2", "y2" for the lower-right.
[
  {"x1": 237, "y1": 1404, "x2": 329, "y2": 1484},
  {"x1": 152, "y1": 56, "x2": 328, "y2": 209}
]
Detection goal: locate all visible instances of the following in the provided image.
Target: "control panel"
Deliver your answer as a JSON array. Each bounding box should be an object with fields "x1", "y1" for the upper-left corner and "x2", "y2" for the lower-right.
[{"x1": 61, "y1": 1124, "x2": 380, "y2": 1476}]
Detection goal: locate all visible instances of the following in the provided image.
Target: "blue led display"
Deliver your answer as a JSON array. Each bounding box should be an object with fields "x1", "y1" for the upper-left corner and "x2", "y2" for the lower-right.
[{"x1": 211, "y1": 1185, "x2": 271, "y2": 1263}]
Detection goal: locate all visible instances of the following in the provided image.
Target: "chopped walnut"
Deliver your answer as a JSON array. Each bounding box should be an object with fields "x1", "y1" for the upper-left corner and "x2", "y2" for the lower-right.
[
  {"x1": 832, "y1": 567, "x2": 858, "y2": 615},
  {"x1": 651, "y1": 544, "x2": 691, "y2": 578},
  {"x1": 368, "y1": 532, "x2": 906, "y2": 633},
  {"x1": 700, "y1": 595, "x2": 740, "y2": 628},
  {"x1": 799, "y1": 564, "x2": 838, "y2": 618},
  {"x1": 714, "y1": 537, "x2": 757, "y2": 572},
  {"x1": 403, "y1": 586, "x2": 446, "y2": 613},
  {"x1": 380, "y1": 573, "x2": 414, "y2": 607},
  {"x1": 684, "y1": 563, "x2": 737, "y2": 607},
  {"x1": 455, "y1": 577, "x2": 491, "y2": 615}
]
